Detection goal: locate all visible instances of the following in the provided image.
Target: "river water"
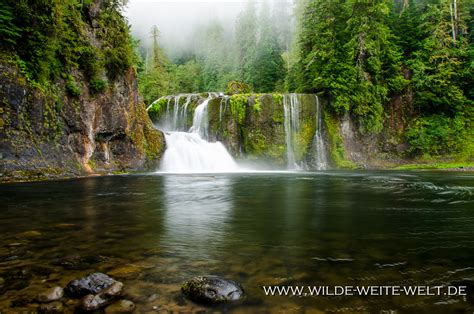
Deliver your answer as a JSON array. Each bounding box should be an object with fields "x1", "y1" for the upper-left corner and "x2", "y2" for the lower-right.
[{"x1": 1, "y1": 171, "x2": 473, "y2": 312}]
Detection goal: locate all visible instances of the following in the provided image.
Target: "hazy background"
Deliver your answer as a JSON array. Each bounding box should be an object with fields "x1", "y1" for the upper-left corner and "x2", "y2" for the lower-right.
[
  {"x1": 125, "y1": 1, "x2": 246, "y2": 59},
  {"x1": 124, "y1": 0, "x2": 294, "y2": 60}
]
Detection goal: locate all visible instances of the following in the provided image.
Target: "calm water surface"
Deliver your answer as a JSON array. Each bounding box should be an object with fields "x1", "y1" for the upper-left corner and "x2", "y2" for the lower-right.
[{"x1": 1, "y1": 171, "x2": 474, "y2": 313}]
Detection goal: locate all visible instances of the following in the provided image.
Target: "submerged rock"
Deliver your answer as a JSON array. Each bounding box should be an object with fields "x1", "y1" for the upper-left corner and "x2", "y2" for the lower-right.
[
  {"x1": 37, "y1": 286, "x2": 64, "y2": 303},
  {"x1": 16, "y1": 230, "x2": 42, "y2": 238},
  {"x1": 181, "y1": 276, "x2": 244, "y2": 304},
  {"x1": 105, "y1": 299, "x2": 136, "y2": 313},
  {"x1": 78, "y1": 282, "x2": 124, "y2": 311},
  {"x1": 38, "y1": 301, "x2": 63, "y2": 313},
  {"x1": 52, "y1": 255, "x2": 107, "y2": 270},
  {"x1": 65, "y1": 273, "x2": 119, "y2": 298}
]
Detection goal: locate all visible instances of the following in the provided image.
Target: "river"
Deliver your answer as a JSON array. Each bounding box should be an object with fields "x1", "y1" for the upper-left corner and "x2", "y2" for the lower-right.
[{"x1": 1, "y1": 171, "x2": 473, "y2": 312}]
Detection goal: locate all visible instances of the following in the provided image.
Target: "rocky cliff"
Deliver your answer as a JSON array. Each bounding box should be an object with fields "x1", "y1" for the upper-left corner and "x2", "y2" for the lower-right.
[
  {"x1": 0, "y1": 57, "x2": 165, "y2": 182},
  {"x1": 0, "y1": 0, "x2": 165, "y2": 182}
]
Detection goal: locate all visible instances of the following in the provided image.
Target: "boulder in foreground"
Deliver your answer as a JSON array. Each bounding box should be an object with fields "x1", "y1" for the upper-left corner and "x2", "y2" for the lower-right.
[{"x1": 181, "y1": 276, "x2": 244, "y2": 304}]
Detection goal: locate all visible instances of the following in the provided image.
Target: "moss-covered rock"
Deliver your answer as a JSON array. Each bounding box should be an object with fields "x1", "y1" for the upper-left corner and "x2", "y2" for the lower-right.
[
  {"x1": 181, "y1": 276, "x2": 244, "y2": 304},
  {"x1": 323, "y1": 112, "x2": 357, "y2": 169}
]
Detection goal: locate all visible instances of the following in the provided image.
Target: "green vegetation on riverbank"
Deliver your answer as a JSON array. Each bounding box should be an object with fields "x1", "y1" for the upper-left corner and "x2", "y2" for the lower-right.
[{"x1": 394, "y1": 162, "x2": 474, "y2": 170}]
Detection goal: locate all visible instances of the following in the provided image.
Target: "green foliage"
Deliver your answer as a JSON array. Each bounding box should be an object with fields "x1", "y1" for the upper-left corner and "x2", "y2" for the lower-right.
[
  {"x1": 290, "y1": 0, "x2": 472, "y2": 158},
  {"x1": 252, "y1": 2, "x2": 287, "y2": 92},
  {"x1": 235, "y1": 1, "x2": 258, "y2": 88},
  {"x1": 3, "y1": 0, "x2": 134, "y2": 94},
  {"x1": 406, "y1": 114, "x2": 472, "y2": 156},
  {"x1": 230, "y1": 94, "x2": 249, "y2": 125},
  {"x1": 395, "y1": 162, "x2": 474, "y2": 170},
  {"x1": 148, "y1": 98, "x2": 168, "y2": 121},
  {"x1": 65, "y1": 76, "x2": 81, "y2": 97},
  {"x1": 292, "y1": 0, "x2": 405, "y2": 134},
  {"x1": 89, "y1": 79, "x2": 107, "y2": 94},
  {"x1": 324, "y1": 112, "x2": 357, "y2": 169},
  {"x1": 254, "y1": 96, "x2": 262, "y2": 114},
  {"x1": 0, "y1": 3, "x2": 21, "y2": 45}
]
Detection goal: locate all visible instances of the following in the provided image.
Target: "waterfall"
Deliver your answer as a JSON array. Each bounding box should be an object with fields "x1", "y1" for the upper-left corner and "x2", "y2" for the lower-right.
[
  {"x1": 161, "y1": 133, "x2": 238, "y2": 173},
  {"x1": 159, "y1": 93, "x2": 239, "y2": 173},
  {"x1": 283, "y1": 94, "x2": 328, "y2": 170},
  {"x1": 313, "y1": 96, "x2": 328, "y2": 170},
  {"x1": 283, "y1": 94, "x2": 301, "y2": 170},
  {"x1": 189, "y1": 96, "x2": 210, "y2": 139},
  {"x1": 153, "y1": 92, "x2": 327, "y2": 172}
]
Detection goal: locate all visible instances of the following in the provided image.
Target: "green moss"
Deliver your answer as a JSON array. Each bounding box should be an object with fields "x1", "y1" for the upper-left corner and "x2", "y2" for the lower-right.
[
  {"x1": 4, "y1": 168, "x2": 65, "y2": 182},
  {"x1": 272, "y1": 93, "x2": 283, "y2": 104},
  {"x1": 269, "y1": 93, "x2": 284, "y2": 123},
  {"x1": 244, "y1": 129, "x2": 286, "y2": 163},
  {"x1": 229, "y1": 94, "x2": 249, "y2": 125},
  {"x1": 65, "y1": 75, "x2": 81, "y2": 97},
  {"x1": 88, "y1": 158, "x2": 97, "y2": 169},
  {"x1": 143, "y1": 125, "x2": 165, "y2": 161},
  {"x1": 254, "y1": 95, "x2": 262, "y2": 114},
  {"x1": 148, "y1": 98, "x2": 168, "y2": 121},
  {"x1": 89, "y1": 78, "x2": 107, "y2": 94},
  {"x1": 295, "y1": 119, "x2": 316, "y2": 161},
  {"x1": 324, "y1": 112, "x2": 357, "y2": 169}
]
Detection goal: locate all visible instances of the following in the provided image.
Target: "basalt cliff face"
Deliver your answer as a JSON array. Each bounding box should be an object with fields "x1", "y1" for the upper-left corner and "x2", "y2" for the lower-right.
[
  {"x1": 1, "y1": 0, "x2": 166, "y2": 182},
  {"x1": 0, "y1": 59, "x2": 165, "y2": 182}
]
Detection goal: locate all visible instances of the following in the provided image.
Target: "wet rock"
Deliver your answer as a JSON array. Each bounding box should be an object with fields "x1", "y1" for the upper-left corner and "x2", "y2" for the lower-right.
[
  {"x1": 16, "y1": 230, "x2": 42, "y2": 238},
  {"x1": 7, "y1": 242, "x2": 24, "y2": 247},
  {"x1": 181, "y1": 276, "x2": 244, "y2": 304},
  {"x1": 108, "y1": 265, "x2": 141, "y2": 278},
  {"x1": 38, "y1": 301, "x2": 64, "y2": 313},
  {"x1": 105, "y1": 299, "x2": 136, "y2": 313},
  {"x1": 10, "y1": 297, "x2": 30, "y2": 308},
  {"x1": 65, "y1": 273, "x2": 119, "y2": 298},
  {"x1": 52, "y1": 255, "x2": 107, "y2": 270},
  {"x1": 37, "y1": 286, "x2": 64, "y2": 303},
  {"x1": 78, "y1": 282, "x2": 124, "y2": 311}
]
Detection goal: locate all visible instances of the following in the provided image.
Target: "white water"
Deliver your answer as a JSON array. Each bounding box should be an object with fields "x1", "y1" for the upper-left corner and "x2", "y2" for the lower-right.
[
  {"x1": 313, "y1": 96, "x2": 328, "y2": 170},
  {"x1": 161, "y1": 132, "x2": 238, "y2": 173},
  {"x1": 283, "y1": 94, "x2": 328, "y2": 170},
  {"x1": 160, "y1": 93, "x2": 239, "y2": 173},
  {"x1": 283, "y1": 94, "x2": 301, "y2": 170},
  {"x1": 156, "y1": 92, "x2": 328, "y2": 173},
  {"x1": 189, "y1": 97, "x2": 210, "y2": 139}
]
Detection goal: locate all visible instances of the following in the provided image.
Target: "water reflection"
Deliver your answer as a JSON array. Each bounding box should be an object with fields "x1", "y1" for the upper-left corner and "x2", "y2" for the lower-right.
[
  {"x1": 0, "y1": 171, "x2": 473, "y2": 312},
  {"x1": 161, "y1": 175, "x2": 233, "y2": 258}
]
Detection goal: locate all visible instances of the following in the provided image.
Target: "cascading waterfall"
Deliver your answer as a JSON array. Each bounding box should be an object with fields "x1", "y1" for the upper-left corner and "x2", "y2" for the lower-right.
[
  {"x1": 189, "y1": 96, "x2": 210, "y2": 139},
  {"x1": 159, "y1": 93, "x2": 238, "y2": 173},
  {"x1": 283, "y1": 94, "x2": 301, "y2": 170},
  {"x1": 313, "y1": 96, "x2": 328, "y2": 170},
  {"x1": 283, "y1": 94, "x2": 328, "y2": 170},
  {"x1": 151, "y1": 92, "x2": 328, "y2": 172}
]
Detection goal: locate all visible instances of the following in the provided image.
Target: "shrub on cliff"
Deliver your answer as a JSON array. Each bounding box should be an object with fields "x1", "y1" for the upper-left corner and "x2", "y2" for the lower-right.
[{"x1": 226, "y1": 81, "x2": 252, "y2": 95}]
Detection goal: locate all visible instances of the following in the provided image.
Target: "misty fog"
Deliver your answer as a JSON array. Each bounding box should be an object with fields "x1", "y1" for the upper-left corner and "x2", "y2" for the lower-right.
[{"x1": 125, "y1": 0, "x2": 294, "y2": 61}]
